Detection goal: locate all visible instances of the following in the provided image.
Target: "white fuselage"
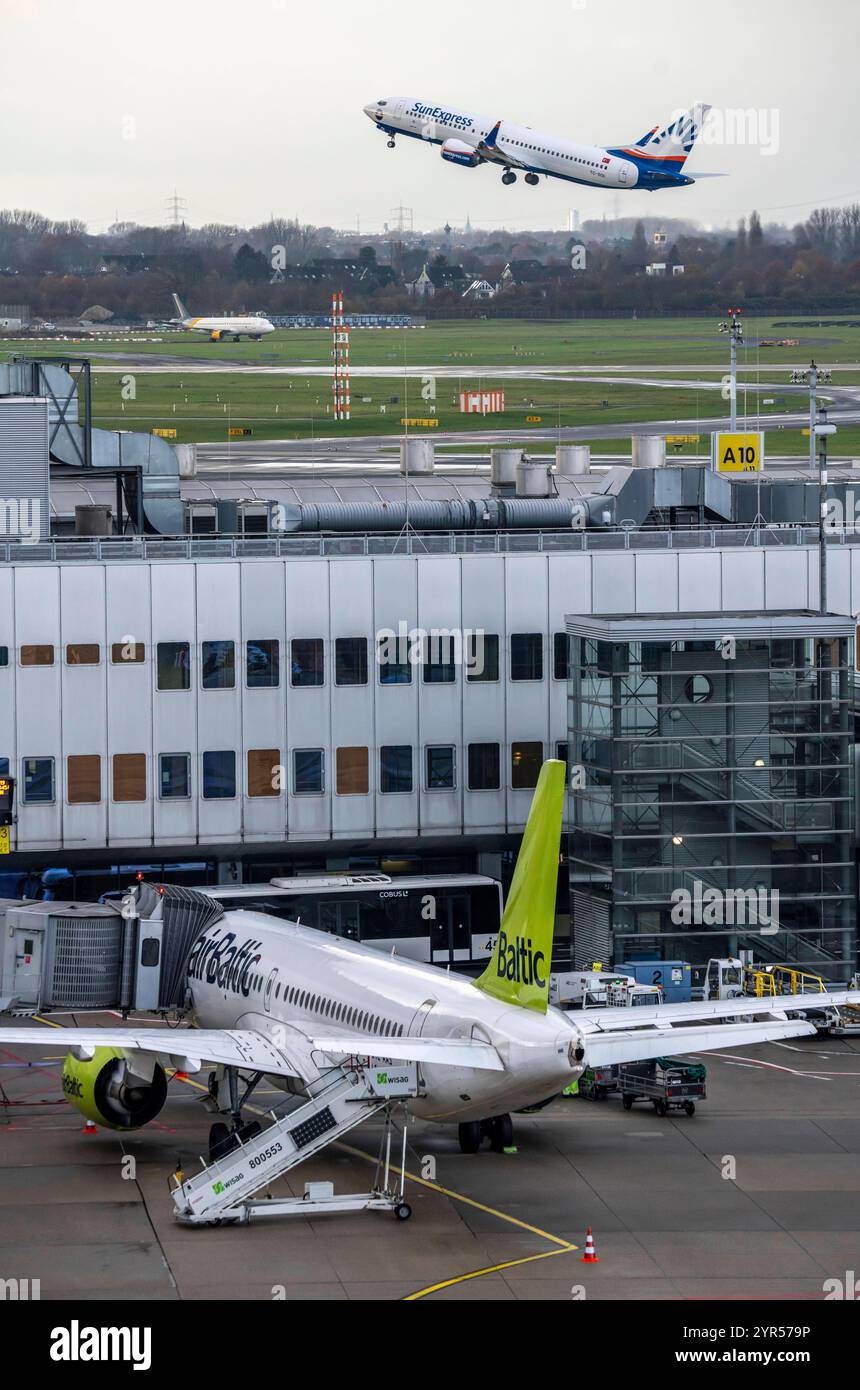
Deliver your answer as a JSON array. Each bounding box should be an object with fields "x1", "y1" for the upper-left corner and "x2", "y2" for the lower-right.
[
  {"x1": 188, "y1": 911, "x2": 581, "y2": 1123},
  {"x1": 364, "y1": 97, "x2": 641, "y2": 189},
  {"x1": 182, "y1": 315, "x2": 275, "y2": 338}
]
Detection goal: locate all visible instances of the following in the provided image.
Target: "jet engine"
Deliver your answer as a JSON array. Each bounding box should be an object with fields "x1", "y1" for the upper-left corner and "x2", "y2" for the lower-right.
[
  {"x1": 441, "y1": 139, "x2": 480, "y2": 168},
  {"x1": 62, "y1": 1047, "x2": 168, "y2": 1131}
]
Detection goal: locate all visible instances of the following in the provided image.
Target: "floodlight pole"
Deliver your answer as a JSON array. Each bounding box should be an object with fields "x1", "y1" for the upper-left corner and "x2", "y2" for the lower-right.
[
  {"x1": 818, "y1": 405, "x2": 829, "y2": 615},
  {"x1": 729, "y1": 322, "x2": 738, "y2": 431},
  {"x1": 719, "y1": 308, "x2": 744, "y2": 431},
  {"x1": 808, "y1": 359, "x2": 818, "y2": 472}
]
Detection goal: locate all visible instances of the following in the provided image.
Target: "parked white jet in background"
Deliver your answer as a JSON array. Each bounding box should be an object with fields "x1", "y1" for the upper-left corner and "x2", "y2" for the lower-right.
[
  {"x1": 2, "y1": 762, "x2": 857, "y2": 1176},
  {"x1": 170, "y1": 293, "x2": 275, "y2": 342},
  {"x1": 364, "y1": 98, "x2": 715, "y2": 190}
]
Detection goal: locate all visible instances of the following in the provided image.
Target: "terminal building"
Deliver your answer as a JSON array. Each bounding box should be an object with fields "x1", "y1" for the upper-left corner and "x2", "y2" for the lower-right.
[{"x1": 0, "y1": 355, "x2": 858, "y2": 982}]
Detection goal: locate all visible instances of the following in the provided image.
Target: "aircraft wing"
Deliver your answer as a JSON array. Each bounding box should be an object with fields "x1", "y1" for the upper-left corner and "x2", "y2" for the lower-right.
[
  {"x1": 573, "y1": 989, "x2": 860, "y2": 1033},
  {"x1": 0, "y1": 1024, "x2": 504, "y2": 1075},
  {"x1": 475, "y1": 120, "x2": 528, "y2": 170},
  {"x1": 0, "y1": 1026, "x2": 310, "y2": 1077},
  {"x1": 580, "y1": 1017, "x2": 817, "y2": 1069}
]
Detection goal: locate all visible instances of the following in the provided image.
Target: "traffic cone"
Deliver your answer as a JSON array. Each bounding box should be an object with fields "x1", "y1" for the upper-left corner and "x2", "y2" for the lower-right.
[
  {"x1": 580, "y1": 1228, "x2": 600, "y2": 1263},
  {"x1": 82, "y1": 1118, "x2": 97, "y2": 1135}
]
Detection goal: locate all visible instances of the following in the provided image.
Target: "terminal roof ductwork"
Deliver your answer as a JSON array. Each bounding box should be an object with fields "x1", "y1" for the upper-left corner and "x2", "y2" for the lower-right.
[
  {"x1": 275, "y1": 464, "x2": 736, "y2": 533},
  {"x1": 0, "y1": 358, "x2": 184, "y2": 535}
]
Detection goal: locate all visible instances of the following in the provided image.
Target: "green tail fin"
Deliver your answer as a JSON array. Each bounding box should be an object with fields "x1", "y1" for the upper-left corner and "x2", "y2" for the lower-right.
[{"x1": 475, "y1": 760, "x2": 565, "y2": 1014}]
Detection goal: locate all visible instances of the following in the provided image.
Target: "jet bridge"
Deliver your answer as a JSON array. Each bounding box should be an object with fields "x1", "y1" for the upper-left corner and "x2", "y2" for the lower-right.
[{"x1": 0, "y1": 884, "x2": 222, "y2": 1014}]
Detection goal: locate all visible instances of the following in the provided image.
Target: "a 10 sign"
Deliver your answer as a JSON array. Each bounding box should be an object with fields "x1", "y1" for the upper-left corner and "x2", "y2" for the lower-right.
[{"x1": 713, "y1": 430, "x2": 764, "y2": 473}]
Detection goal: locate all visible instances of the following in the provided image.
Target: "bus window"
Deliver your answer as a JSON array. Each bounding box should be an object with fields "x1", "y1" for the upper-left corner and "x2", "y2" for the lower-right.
[{"x1": 319, "y1": 898, "x2": 359, "y2": 941}]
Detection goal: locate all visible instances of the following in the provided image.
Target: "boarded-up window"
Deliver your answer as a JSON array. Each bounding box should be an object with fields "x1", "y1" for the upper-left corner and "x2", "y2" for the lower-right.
[
  {"x1": 21, "y1": 645, "x2": 54, "y2": 667},
  {"x1": 112, "y1": 753, "x2": 147, "y2": 803},
  {"x1": 67, "y1": 754, "x2": 101, "y2": 804},
  {"x1": 111, "y1": 642, "x2": 146, "y2": 665},
  {"x1": 336, "y1": 746, "x2": 369, "y2": 796},
  {"x1": 66, "y1": 644, "x2": 100, "y2": 666},
  {"x1": 248, "y1": 749, "x2": 280, "y2": 798}
]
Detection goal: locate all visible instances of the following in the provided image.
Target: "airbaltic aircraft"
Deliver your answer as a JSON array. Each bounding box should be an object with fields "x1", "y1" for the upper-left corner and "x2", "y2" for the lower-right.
[
  {"x1": 2, "y1": 762, "x2": 857, "y2": 1163},
  {"x1": 363, "y1": 98, "x2": 714, "y2": 191},
  {"x1": 170, "y1": 293, "x2": 275, "y2": 343}
]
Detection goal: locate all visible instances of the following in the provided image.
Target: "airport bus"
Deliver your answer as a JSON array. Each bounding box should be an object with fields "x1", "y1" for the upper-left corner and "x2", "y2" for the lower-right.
[{"x1": 199, "y1": 873, "x2": 504, "y2": 971}]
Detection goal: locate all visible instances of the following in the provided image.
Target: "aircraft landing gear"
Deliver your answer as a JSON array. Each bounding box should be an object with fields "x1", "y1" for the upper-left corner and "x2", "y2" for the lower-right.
[
  {"x1": 525, "y1": 173, "x2": 540, "y2": 186},
  {"x1": 458, "y1": 1114, "x2": 514, "y2": 1153},
  {"x1": 387, "y1": 137, "x2": 396, "y2": 149},
  {"x1": 206, "y1": 1066, "x2": 265, "y2": 1161},
  {"x1": 501, "y1": 171, "x2": 517, "y2": 185},
  {"x1": 458, "y1": 1120, "x2": 482, "y2": 1153}
]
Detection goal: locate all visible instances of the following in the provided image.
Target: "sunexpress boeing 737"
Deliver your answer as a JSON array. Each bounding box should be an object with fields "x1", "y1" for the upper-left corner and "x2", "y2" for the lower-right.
[
  {"x1": 363, "y1": 98, "x2": 716, "y2": 190},
  {"x1": 3, "y1": 762, "x2": 858, "y2": 1181}
]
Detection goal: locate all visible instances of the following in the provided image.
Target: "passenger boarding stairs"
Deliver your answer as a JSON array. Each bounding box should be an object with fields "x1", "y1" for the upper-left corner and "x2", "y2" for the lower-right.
[{"x1": 172, "y1": 1059, "x2": 417, "y2": 1227}]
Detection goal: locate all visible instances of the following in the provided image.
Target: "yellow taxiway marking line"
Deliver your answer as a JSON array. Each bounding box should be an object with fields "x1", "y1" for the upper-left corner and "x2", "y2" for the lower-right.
[
  {"x1": 336, "y1": 1135, "x2": 576, "y2": 1250},
  {"x1": 404, "y1": 1245, "x2": 574, "y2": 1301},
  {"x1": 132, "y1": 1070, "x2": 582, "y2": 1301}
]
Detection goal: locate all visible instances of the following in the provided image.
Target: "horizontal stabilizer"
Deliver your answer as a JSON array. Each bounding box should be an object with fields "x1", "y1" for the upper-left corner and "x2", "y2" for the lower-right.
[{"x1": 310, "y1": 1035, "x2": 504, "y2": 1071}]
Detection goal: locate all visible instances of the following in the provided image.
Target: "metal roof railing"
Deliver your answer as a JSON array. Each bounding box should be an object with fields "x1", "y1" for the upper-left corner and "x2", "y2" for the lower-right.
[{"x1": 0, "y1": 524, "x2": 854, "y2": 564}]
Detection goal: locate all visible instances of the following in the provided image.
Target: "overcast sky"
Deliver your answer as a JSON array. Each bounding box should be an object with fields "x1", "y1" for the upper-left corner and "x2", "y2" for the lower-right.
[{"x1": 2, "y1": 0, "x2": 859, "y2": 235}]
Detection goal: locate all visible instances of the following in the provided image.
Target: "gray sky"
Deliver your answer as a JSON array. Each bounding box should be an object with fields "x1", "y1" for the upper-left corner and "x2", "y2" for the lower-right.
[{"x1": 3, "y1": 0, "x2": 859, "y2": 234}]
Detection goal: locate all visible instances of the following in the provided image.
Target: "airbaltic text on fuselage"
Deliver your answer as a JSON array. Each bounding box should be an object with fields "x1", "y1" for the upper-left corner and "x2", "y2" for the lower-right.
[
  {"x1": 495, "y1": 929, "x2": 546, "y2": 987},
  {"x1": 188, "y1": 929, "x2": 263, "y2": 997},
  {"x1": 408, "y1": 103, "x2": 472, "y2": 130}
]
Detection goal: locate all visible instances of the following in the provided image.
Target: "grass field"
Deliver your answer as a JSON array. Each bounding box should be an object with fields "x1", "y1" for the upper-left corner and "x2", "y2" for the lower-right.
[{"x1": 3, "y1": 316, "x2": 859, "y2": 454}]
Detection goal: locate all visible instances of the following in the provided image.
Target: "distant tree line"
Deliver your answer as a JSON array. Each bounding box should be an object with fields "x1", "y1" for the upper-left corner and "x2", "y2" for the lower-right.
[{"x1": 0, "y1": 205, "x2": 858, "y2": 320}]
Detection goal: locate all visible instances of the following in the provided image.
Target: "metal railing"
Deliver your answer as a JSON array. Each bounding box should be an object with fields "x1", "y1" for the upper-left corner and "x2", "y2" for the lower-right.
[{"x1": 0, "y1": 524, "x2": 854, "y2": 564}]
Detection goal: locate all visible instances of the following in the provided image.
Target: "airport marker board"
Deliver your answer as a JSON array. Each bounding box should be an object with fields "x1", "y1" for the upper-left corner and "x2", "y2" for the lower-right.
[{"x1": 712, "y1": 430, "x2": 764, "y2": 473}]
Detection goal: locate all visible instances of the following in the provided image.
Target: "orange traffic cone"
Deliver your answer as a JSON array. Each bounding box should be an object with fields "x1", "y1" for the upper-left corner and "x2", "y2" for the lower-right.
[
  {"x1": 82, "y1": 1118, "x2": 97, "y2": 1135},
  {"x1": 580, "y1": 1228, "x2": 600, "y2": 1263}
]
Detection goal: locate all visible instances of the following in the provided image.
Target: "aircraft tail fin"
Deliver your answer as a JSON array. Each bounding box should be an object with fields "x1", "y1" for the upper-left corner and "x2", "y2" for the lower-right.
[
  {"x1": 474, "y1": 760, "x2": 565, "y2": 1015},
  {"x1": 171, "y1": 292, "x2": 190, "y2": 321},
  {"x1": 631, "y1": 103, "x2": 710, "y2": 166}
]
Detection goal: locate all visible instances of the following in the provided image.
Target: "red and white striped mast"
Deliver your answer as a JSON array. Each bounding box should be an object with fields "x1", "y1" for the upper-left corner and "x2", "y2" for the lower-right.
[{"x1": 331, "y1": 291, "x2": 350, "y2": 421}]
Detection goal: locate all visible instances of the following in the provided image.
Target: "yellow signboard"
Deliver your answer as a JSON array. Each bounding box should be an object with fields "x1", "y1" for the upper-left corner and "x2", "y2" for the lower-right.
[
  {"x1": 526, "y1": 416, "x2": 543, "y2": 423},
  {"x1": 0, "y1": 826, "x2": 9, "y2": 855},
  {"x1": 152, "y1": 428, "x2": 177, "y2": 439},
  {"x1": 400, "y1": 418, "x2": 439, "y2": 428},
  {"x1": 667, "y1": 434, "x2": 701, "y2": 445},
  {"x1": 713, "y1": 431, "x2": 764, "y2": 474},
  {"x1": 228, "y1": 427, "x2": 253, "y2": 438}
]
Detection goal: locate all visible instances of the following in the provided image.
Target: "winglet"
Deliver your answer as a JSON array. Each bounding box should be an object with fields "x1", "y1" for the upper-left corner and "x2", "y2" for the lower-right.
[
  {"x1": 483, "y1": 120, "x2": 502, "y2": 150},
  {"x1": 474, "y1": 760, "x2": 566, "y2": 1014}
]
